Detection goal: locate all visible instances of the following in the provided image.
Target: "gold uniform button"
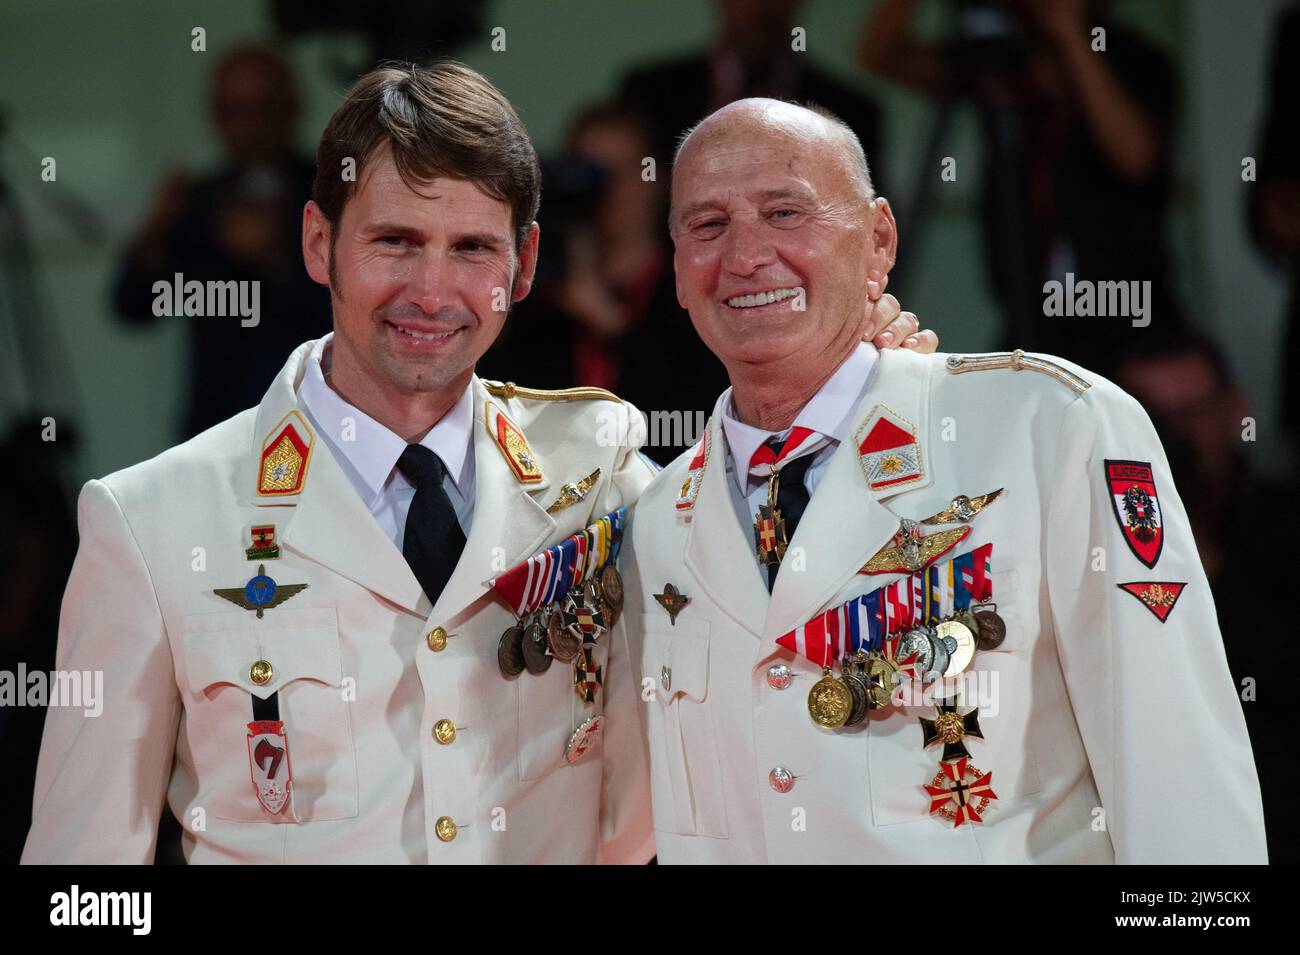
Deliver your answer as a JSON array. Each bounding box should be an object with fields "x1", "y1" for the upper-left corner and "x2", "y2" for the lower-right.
[
  {"x1": 435, "y1": 816, "x2": 458, "y2": 842},
  {"x1": 249, "y1": 660, "x2": 274, "y2": 686},
  {"x1": 426, "y1": 626, "x2": 448, "y2": 652},
  {"x1": 433, "y1": 719, "x2": 457, "y2": 745}
]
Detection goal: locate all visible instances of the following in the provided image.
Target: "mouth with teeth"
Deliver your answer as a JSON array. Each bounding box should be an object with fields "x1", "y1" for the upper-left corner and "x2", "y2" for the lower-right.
[
  {"x1": 724, "y1": 287, "x2": 802, "y2": 309},
  {"x1": 385, "y1": 320, "x2": 463, "y2": 346}
]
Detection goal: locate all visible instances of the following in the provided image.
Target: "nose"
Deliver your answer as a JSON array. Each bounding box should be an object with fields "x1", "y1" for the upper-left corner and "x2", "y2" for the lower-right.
[
  {"x1": 406, "y1": 247, "x2": 451, "y2": 314},
  {"x1": 721, "y1": 216, "x2": 777, "y2": 277}
]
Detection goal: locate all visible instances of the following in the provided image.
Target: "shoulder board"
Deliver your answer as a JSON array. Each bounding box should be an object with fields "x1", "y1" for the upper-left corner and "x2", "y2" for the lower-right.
[
  {"x1": 944, "y1": 349, "x2": 1090, "y2": 395},
  {"x1": 481, "y1": 380, "x2": 622, "y2": 404}
]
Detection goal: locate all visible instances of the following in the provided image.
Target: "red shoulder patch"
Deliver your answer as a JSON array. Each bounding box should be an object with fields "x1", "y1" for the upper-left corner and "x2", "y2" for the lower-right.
[
  {"x1": 1104, "y1": 459, "x2": 1163, "y2": 568},
  {"x1": 1117, "y1": 581, "x2": 1186, "y2": 622}
]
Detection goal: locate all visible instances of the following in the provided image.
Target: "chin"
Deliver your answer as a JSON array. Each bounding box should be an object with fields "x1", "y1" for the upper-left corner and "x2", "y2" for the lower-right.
[{"x1": 722, "y1": 337, "x2": 803, "y2": 369}]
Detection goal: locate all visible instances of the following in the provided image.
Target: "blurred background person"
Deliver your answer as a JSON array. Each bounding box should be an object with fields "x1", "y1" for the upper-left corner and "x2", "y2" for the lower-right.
[
  {"x1": 861, "y1": 0, "x2": 1183, "y2": 378},
  {"x1": 480, "y1": 101, "x2": 726, "y2": 463},
  {"x1": 621, "y1": 0, "x2": 884, "y2": 189},
  {"x1": 1249, "y1": 1, "x2": 1300, "y2": 448},
  {"x1": 111, "y1": 44, "x2": 330, "y2": 440}
]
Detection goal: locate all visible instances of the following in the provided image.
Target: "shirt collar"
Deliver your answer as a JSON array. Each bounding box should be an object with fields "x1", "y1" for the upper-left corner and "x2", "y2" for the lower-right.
[
  {"x1": 297, "y1": 333, "x2": 474, "y2": 506},
  {"x1": 720, "y1": 341, "x2": 879, "y2": 495}
]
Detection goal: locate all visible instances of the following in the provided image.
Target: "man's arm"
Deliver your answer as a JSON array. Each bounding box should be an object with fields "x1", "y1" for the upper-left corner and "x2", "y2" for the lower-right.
[
  {"x1": 21, "y1": 479, "x2": 180, "y2": 864},
  {"x1": 592, "y1": 400, "x2": 657, "y2": 864},
  {"x1": 1044, "y1": 382, "x2": 1267, "y2": 863}
]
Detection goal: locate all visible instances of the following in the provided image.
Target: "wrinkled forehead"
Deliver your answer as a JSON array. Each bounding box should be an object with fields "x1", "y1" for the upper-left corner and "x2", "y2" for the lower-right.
[{"x1": 672, "y1": 122, "x2": 849, "y2": 213}]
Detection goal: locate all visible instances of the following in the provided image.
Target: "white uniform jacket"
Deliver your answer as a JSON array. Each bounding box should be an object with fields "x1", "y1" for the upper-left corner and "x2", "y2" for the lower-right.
[
  {"x1": 623, "y1": 347, "x2": 1267, "y2": 864},
  {"x1": 22, "y1": 339, "x2": 656, "y2": 863}
]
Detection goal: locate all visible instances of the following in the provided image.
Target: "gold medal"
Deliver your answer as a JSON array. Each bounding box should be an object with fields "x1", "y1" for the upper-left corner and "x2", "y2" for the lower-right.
[
  {"x1": 865, "y1": 653, "x2": 899, "y2": 709},
  {"x1": 936, "y1": 619, "x2": 977, "y2": 677},
  {"x1": 807, "y1": 665, "x2": 853, "y2": 728}
]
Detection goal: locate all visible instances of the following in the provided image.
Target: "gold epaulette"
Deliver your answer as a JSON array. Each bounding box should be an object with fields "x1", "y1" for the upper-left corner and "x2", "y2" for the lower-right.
[
  {"x1": 482, "y1": 379, "x2": 623, "y2": 403},
  {"x1": 944, "y1": 349, "x2": 1090, "y2": 395}
]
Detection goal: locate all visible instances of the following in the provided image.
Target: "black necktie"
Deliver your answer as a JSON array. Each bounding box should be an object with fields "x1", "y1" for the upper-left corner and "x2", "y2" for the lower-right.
[
  {"x1": 396, "y1": 444, "x2": 467, "y2": 603},
  {"x1": 766, "y1": 443, "x2": 815, "y2": 592}
]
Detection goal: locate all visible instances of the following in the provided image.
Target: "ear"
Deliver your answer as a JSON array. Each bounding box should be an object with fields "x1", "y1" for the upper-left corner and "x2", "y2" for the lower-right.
[
  {"x1": 670, "y1": 232, "x2": 691, "y2": 310},
  {"x1": 865, "y1": 196, "x2": 898, "y2": 278},
  {"x1": 510, "y1": 222, "x2": 542, "y2": 302},
  {"x1": 302, "y1": 200, "x2": 332, "y2": 287}
]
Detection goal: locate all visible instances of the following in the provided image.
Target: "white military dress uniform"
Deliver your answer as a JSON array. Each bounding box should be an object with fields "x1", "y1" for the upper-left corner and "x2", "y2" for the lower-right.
[
  {"x1": 22, "y1": 336, "x2": 655, "y2": 863},
  {"x1": 623, "y1": 343, "x2": 1268, "y2": 864}
]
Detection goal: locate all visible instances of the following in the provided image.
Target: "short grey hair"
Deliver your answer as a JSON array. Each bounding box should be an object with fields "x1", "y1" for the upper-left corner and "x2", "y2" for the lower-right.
[{"x1": 671, "y1": 99, "x2": 875, "y2": 201}]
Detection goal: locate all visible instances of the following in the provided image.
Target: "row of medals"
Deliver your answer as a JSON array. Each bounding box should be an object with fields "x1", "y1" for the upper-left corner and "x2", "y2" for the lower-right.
[
  {"x1": 807, "y1": 602, "x2": 1007, "y2": 729},
  {"x1": 496, "y1": 563, "x2": 626, "y2": 694}
]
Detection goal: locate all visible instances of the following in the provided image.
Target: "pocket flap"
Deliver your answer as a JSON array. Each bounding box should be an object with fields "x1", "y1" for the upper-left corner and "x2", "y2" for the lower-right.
[
  {"x1": 645, "y1": 617, "x2": 710, "y2": 703},
  {"x1": 181, "y1": 607, "x2": 341, "y2": 699}
]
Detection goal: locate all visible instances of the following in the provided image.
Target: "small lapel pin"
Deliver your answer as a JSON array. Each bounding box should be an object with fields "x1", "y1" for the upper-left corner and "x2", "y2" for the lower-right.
[
  {"x1": 654, "y1": 583, "x2": 689, "y2": 625},
  {"x1": 545, "y1": 467, "x2": 602, "y2": 515},
  {"x1": 919, "y1": 488, "x2": 1004, "y2": 525},
  {"x1": 245, "y1": 524, "x2": 280, "y2": 561},
  {"x1": 214, "y1": 564, "x2": 308, "y2": 618}
]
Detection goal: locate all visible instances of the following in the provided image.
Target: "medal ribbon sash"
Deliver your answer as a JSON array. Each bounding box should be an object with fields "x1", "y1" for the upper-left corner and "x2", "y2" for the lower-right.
[
  {"x1": 490, "y1": 506, "x2": 628, "y2": 615},
  {"x1": 776, "y1": 541, "x2": 994, "y2": 667}
]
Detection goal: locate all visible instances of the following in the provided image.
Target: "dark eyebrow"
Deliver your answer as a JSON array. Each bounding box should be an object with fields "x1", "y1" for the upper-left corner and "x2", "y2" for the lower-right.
[
  {"x1": 363, "y1": 224, "x2": 510, "y2": 248},
  {"x1": 364, "y1": 223, "x2": 426, "y2": 240},
  {"x1": 451, "y1": 231, "x2": 510, "y2": 248}
]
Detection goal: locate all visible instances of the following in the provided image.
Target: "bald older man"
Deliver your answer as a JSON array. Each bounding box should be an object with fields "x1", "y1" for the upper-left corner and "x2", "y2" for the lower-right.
[{"x1": 621, "y1": 99, "x2": 1267, "y2": 864}]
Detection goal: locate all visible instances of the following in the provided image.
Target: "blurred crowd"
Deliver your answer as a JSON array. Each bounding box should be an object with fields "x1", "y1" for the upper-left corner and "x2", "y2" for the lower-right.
[{"x1": 2, "y1": 0, "x2": 1297, "y2": 864}]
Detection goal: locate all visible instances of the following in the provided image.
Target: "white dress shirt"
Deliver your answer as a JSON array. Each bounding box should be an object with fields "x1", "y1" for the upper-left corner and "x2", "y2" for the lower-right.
[
  {"x1": 297, "y1": 333, "x2": 475, "y2": 550},
  {"x1": 720, "y1": 341, "x2": 879, "y2": 537}
]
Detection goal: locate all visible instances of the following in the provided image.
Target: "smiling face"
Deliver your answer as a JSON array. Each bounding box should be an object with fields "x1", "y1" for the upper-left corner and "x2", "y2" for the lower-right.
[
  {"x1": 669, "y1": 101, "x2": 895, "y2": 378},
  {"x1": 303, "y1": 143, "x2": 538, "y2": 401}
]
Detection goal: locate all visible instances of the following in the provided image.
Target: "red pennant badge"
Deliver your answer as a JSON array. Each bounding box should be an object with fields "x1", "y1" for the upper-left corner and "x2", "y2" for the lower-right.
[
  {"x1": 1104, "y1": 459, "x2": 1164, "y2": 568},
  {"x1": 246, "y1": 720, "x2": 294, "y2": 815},
  {"x1": 1117, "y1": 581, "x2": 1187, "y2": 622}
]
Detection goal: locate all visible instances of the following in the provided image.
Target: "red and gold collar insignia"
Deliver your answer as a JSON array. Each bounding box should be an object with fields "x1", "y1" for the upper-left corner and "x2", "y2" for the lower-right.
[
  {"x1": 857, "y1": 406, "x2": 923, "y2": 493},
  {"x1": 487, "y1": 401, "x2": 543, "y2": 483},
  {"x1": 675, "y1": 430, "x2": 710, "y2": 511},
  {"x1": 257, "y1": 411, "x2": 314, "y2": 497}
]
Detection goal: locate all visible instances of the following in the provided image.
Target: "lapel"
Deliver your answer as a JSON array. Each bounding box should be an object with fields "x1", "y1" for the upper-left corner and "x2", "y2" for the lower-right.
[
  {"x1": 283, "y1": 424, "x2": 428, "y2": 616},
  {"x1": 683, "y1": 393, "x2": 771, "y2": 638},
  {"x1": 762, "y1": 348, "x2": 937, "y2": 643},
  {"x1": 240, "y1": 338, "x2": 319, "y2": 508},
  {"x1": 250, "y1": 348, "x2": 557, "y2": 621},
  {"x1": 428, "y1": 383, "x2": 556, "y2": 626},
  {"x1": 249, "y1": 339, "x2": 425, "y2": 616}
]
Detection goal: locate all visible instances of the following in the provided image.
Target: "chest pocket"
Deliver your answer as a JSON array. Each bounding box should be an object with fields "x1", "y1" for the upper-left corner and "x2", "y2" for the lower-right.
[
  {"x1": 867, "y1": 566, "x2": 1042, "y2": 827},
  {"x1": 642, "y1": 617, "x2": 728, "y2": 839},
  {"x1": 180, "y1": 607, "x2": 358, "y2": 823},
  {"x1": 516, "y1": 648, "x2": 579, "y2": 782}
]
